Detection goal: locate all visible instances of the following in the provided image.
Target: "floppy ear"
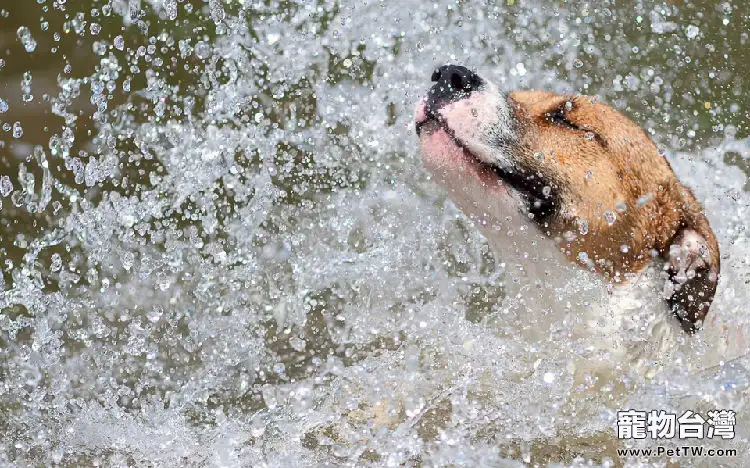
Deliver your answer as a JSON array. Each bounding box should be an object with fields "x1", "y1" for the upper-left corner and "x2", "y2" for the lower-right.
[{"x1": 661, "y1": 211, "x2": 720, "y2": 333}]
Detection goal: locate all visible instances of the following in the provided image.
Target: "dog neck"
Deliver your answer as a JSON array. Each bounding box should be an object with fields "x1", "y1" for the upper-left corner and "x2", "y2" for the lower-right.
[{"x1": 476, "y1": 217, "x2": 682, "y2": 371}]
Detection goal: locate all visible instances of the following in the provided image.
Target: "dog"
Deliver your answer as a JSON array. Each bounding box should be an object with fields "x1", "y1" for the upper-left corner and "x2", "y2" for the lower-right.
[{"x1": 415, "y1": 65, "x2": 722, "y2": 378}]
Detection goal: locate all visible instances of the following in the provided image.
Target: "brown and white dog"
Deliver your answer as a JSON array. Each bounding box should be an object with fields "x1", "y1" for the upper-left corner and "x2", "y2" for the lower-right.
[{"x1": 415, "y1": 65, "x2": 721, "y2": 373}]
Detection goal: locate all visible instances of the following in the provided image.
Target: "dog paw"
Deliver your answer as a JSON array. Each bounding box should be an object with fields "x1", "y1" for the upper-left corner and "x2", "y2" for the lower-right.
[{"x1": 662, "y1": 229, "x2": 718, "y2": 331}]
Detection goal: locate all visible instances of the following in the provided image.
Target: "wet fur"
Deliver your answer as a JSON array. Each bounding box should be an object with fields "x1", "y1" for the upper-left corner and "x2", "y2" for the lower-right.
[
  {"x1": 418, "y1": 76, "x2": 719, "y2": 332},
  {"x1": 508, "y1": 91, "x2": 719, "y2": 330}
]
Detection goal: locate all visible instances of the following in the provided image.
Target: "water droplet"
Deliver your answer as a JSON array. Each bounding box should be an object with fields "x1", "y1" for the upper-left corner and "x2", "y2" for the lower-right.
[
  {"x1": 543, "y1": 372, "x2": 555, "y2": 384},
  {"x1": 250, "y1": 422, "x2": 266, "y2": 438},
  {"x1": 620, "y1": 244, "x2": 629, "y2": 253},
  {"x1": 0, "y1": 175, "x2": 12, "y2": 196},
  {"x1": 165, "y1": 0, "x2": 178, "y2": 20},
  {"x1": 584, "y1": 131, "x2": 595, "y2": 141},
  {"x1": 562, "y1": 230, "x2": 577, "y2": 242},
  {"x1": 16, "y1": 26, "x2": 37, "y2": 53},
  {"x1": 574, "y1": 59, "x2": 583, "y2": 68},
  {"x1": 533, "y1": 151, "x2": 544, "y2": 161},
  {"x1": 577, "y1": 251, "x2": 589, "y2": 264},
  {"x1": 12, "y1": 122, "x2": 23, "y2": 139},
  {"x1": 685, "y1": 24, "x2": 700, "y2": 39},
  {"x1": 603, "y1": 210, "x2": 616, "y2": 226},
  {"x1": 121, "y1": 251, "x2": 135, "y2": 271},
  {"x1": 21, "y1": 71, "x2": 33, "y2": 103},
  {"x1": 209, "y1": 0, "x2": 225, "y2": 24},
  {"x1": 577, "y1": 218, "x2": 589, "y2": 235},
  {"x1": 615, "y1": 201, "x2": 627, "y2": 213},
  {"x1": 147, "y1": 305, "x2": 163, "y2": 323},
  {"x1": 93, "y1": 41, "x2": 107, "y2": 55},
  {"x1": 50, "y1": 253, "x2": 62, "y2": 272},
  {"x1": 637, "y1": 193, "x2": 653, "y2": 207},
  {"x1": 542, "y1": 186, "x2": 551, "y2": 197},
  {"x1": 194, "y1": 41, "x2": 211, "y2": 59},
  {"x1": 114, "y1": 35, "x2": 125, "y2": 50},
  {"x1": 0, "y1": 98, "x2": 7, "y2": 113},
  {"x1": 290, "y1": 337, "x2": 306, "y2": 351}
]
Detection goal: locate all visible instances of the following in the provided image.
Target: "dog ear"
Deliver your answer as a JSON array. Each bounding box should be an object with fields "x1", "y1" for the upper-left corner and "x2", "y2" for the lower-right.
[{"x1": 662, "y1": 217, "x2": 720, "y2": 333}]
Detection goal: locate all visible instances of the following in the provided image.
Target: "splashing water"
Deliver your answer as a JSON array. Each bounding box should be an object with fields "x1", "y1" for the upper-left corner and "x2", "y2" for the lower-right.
[
  {"x1": 1, "y1": 1, "x2": 749, "y2": 465},
  {"x1": 16, "y1": 26, "x2": 37, "y2": 53}
]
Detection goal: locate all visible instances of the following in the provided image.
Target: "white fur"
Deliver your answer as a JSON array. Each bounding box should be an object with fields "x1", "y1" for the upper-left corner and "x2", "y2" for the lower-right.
[
  {"x1": 435, "y1": 82, "x2": 518, "y2": 170},
  {"x1": 417, "y1": 75, "x2": 688, "y2": 383},
  {"x1": 420, "y1": 129, "x2": 683, "y2": 380},
  {"x1": 480, "y1": 213, "x2": 684, "y2": 381}
]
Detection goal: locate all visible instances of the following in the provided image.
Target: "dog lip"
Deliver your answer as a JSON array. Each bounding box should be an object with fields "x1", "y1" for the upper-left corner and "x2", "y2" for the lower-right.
[
  {"x1": 419, "y1": 112, "x2": 557, "y2": 221},
  {"x1": 415, "y1": 101, "x2": 446, "y2": 136},
  {"x1": 414, "y1": 91, "x2": 551, "y2": 210},
  {"x1": 415, "y1": 101, "x2": 444, "y2": 135},
  {"x1": 415, "y1": 118, "x2": 428, "y2": 136}
]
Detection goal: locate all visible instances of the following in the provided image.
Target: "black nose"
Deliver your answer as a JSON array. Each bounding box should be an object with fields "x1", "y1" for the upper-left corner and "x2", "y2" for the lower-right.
[{"x1": 427, "y1": 64, "x2": 483, "y2": 111}]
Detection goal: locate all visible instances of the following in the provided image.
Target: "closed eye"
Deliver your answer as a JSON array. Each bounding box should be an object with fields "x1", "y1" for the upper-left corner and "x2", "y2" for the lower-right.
[
  {"x1": 545, "y1": 100, "x2": 606, "y2": 146},
  {"x1": 545, "y1": 101, "x2": 582, "y2": 130}
]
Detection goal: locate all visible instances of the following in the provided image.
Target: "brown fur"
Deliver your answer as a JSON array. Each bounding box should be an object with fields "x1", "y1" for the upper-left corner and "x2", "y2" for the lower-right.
[{"x1": 508, "y1": 91, "x2": 719, "y2": 328}]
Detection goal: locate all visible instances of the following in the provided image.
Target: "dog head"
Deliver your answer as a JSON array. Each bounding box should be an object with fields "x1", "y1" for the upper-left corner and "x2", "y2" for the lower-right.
[{"x1": 416, "y1": 64, "x2": 719, "y2": 331}]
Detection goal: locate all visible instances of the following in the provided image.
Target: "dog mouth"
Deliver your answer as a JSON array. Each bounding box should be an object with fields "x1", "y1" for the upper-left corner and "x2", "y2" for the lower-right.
[{"x1": 416, "y1": 111, "x2": 557, "y2": 223}]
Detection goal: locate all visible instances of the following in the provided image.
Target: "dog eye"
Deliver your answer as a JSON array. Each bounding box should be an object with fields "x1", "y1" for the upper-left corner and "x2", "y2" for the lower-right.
[
  {"x1": 545, "y1": 101, "x2": 603, "y2": 145},
  {"x1": 545, "y1": 102, "x2": 579, "y2": 130}
]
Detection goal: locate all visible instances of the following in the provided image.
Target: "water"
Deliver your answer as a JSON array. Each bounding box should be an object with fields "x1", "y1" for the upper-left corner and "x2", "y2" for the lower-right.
[{"x1": 1, "y1": 1, "x2": 749, "y2": 466}]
